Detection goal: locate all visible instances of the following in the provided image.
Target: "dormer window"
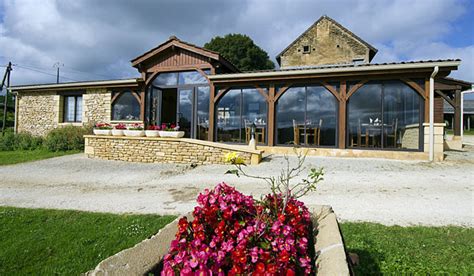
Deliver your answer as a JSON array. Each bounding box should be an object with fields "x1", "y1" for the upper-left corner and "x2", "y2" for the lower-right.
[
  {"x1": 352, "y1": 58, "x2": 365, "y2": 65},
  {"x1": 303, "y1": 45, "x2": 311, "y2": 54}
]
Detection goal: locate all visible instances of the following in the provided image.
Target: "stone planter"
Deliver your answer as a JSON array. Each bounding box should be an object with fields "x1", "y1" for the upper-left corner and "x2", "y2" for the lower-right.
[
  {"x1": 145, "y1": 130, "x2": 160, "y2": 137},
  {"x1": 93, "y1": 129, "x2": 111, "y2": 136},
  {"x1": 124, "y1": 130, "x2": 145, "y2": 137},
  {"x1": 111, "y1": 129, "x2": 125, "y2": 136},
  {"x1": 85, "y1": 205, "x2": 351, "y2": 275},
  {"x1": 158, "y1": 131, "x2": 185, "y2": 138}
]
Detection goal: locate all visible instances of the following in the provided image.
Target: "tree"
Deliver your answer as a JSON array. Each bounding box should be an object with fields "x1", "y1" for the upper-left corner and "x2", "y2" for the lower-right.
[{"x1": 204, "y1": 34, "x2": 275, "y2": 72}]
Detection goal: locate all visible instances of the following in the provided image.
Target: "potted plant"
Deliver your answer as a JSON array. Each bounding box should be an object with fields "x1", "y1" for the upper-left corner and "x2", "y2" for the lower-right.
[
  {"x1": 93, "y1": 123, "x2": 112, "y2": 136},
  {"x1": 145, "y1": 125, "x2": 161, "y2": 137},
  {"x1": 124, "y1": 123, "x2": 145, "y2": 137},
  {"x1": 112, "y1": 123, "x2": 126, "y2": 136},
  {"x1": 158, "y1": 123, "x2": 185, "y2": 138}
]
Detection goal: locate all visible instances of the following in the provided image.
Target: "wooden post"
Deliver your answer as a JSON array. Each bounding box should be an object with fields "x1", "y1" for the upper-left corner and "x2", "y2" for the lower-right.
[
  {"x1": 424, "y1": 78, "x2": 430, "y2": 123},
  {"x1": 338, "y1": 81, "x2": 347, "y2": 149},
  {"x1": 267, "y1": 84, "x2": 276, "y2": 146},
  {"x1": 139, "y1": 88, "x2": 146, "y2": 122},
  {"x1": 1, "y1": 62, "x2": 12, "y2": 136},
  {"x1": 208, "y1": 85, "x2": 215, "y2": 141},
  {"x1": 454, "y1": 89, "x2": 461, "y2": 136}
]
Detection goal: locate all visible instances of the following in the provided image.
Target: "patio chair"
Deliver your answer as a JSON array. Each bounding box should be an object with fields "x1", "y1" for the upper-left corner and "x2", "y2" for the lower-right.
[
  {"x1": 292, "y1": 119, "x2": 301, "y2": 145},
  {"x1": 385, "y1": 118, "x2": 398, "y2": 148}
]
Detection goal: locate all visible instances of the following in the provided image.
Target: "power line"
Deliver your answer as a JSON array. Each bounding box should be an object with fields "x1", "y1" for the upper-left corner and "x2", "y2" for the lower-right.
[
  {"x1": 10, "y1": 62, "x2": 113, "y2": 80},
  {"x1": 15, "y1": 65, "x2": 80, "y2": 82}
]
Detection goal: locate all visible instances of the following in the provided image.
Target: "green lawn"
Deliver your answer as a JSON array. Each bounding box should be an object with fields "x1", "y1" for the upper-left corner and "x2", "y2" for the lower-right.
[
  {"x1": 340, "y1": 222, "x2": 474, "y2": 274},
  {"x1": 0, "y1": 149, "x2": 80, "y2": 165},
  {"x1": 0, "y1": 207, "x2": 175, "y2": 275},
  {"x1": 446, "y1": 129, "x2": 474, "y2": 135},
  {"x1": 1, "y1": 207, "x2": 472, "y2": 275}
]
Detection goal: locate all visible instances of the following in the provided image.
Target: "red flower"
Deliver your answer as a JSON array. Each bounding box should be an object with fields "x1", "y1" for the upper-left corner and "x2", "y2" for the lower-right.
[
  {"x1": 255, "y1": 262, "x2": 265, "y2": 273},
  {"x1": 278, "y1": 250, "x2": 290, "y2": 263},
  {"x1": 286, "y1": 268, "x2": 296, "y2": 276}
]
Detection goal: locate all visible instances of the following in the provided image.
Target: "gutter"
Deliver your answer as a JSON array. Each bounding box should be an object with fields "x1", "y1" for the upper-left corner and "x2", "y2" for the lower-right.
[
  {"x1": 10, "y1": 78, "x2": 141, "y2": 91},
  {"x1": 429, "y1": 66, "x2": 439, "y2": 162},
  {"x1": 208, "y1": 60, "x2": 460, "y2": 80}
]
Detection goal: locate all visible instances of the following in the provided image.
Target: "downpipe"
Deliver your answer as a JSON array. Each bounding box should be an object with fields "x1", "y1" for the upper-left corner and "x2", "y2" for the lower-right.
[{"x1": 429, "y1": 66, "x2": 439, "y2": 162}]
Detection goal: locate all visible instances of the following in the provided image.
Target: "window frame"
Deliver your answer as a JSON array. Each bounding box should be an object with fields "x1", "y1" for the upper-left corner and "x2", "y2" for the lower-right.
[
  {"x1": 111, "y1": 90, "x2": 141, "y2": 122},
  {"x1": 63, "y1": 94, "x2": 83, "y2": 123}
]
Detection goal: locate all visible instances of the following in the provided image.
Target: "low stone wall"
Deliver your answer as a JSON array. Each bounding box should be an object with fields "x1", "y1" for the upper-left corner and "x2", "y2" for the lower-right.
[
  {"x1": 84, "y1": 135, "x2": 263, "y2": 165},
  {"x1": 85, "y1": 205, "x2": 350, "y2": 275}
]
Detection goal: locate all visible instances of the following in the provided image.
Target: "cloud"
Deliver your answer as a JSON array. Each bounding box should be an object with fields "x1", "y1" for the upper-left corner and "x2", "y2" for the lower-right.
[{"x1": 0, "y1": 0, "x2": 472, "y2": 85}]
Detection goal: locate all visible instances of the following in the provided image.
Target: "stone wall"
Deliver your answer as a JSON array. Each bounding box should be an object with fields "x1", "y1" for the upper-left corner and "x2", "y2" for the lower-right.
[
  {"x1": 83, "y1": 89, "x2": 112, "y2": 124},
  {"x1": 84, "y1": 136, "x2": 262, "y2": 165},
  {"x1": 16, "y1": 88, "x2": 112, "y2": 136},
  {"x1": 17, "y1": 91, "x2": 60, "y2": 136},
  {"x1": 423, "y1": 123, "x2": 445, "y2": 161},
  {"x1": 400, "y1": 124, "x2": 420, "y2": 150},
  {"x1": 280, "y1": 17, "x2": 369, "y2": 68}
]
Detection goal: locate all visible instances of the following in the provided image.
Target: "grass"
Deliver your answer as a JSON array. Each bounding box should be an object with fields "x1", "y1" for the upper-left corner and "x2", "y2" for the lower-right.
[
  {"x1": 0, "y1": 207, "x2": 176, "y2": 275},
  {"x1": 446, "y1": 129, "x2": 474, "y2": 135},
  {"x1": 340, "y1": 222, "x2": 474, "y2": 274},
  {"x1": 0, "y1": 149, "x2": 80, "y2": 165}
]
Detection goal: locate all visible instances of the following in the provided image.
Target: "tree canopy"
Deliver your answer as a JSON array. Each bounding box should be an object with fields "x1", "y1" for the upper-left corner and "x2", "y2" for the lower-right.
[{"x1": 204, "y1": 34, "x2": 275, "y2": 72}]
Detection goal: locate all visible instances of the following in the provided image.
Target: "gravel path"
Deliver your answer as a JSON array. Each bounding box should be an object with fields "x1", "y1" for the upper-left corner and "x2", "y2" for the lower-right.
[{"x1": 1, "y1": 147, "x2": 473, "y2": 227}]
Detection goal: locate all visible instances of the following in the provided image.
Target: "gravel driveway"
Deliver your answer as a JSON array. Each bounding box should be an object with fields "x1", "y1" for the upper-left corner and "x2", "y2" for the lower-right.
[{"x1": 1, "y1": 147, "x2": 473, "y2": 227}]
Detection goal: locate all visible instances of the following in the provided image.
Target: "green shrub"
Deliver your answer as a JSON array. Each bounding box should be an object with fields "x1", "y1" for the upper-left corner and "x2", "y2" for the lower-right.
[
  {"x1": 0, "y1": 131, "x2": 16, "y2": 151},
  {"x1": 0, "y1": 131, "x2": 44, "y2": 151},
  {"x1": 44, "y1": 126, "x2": 91, "y2": 151}
]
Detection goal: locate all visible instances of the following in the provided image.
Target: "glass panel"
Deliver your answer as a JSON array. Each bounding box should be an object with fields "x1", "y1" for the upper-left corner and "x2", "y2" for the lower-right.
[
  {"x1": 146, "y1": 86, "x2": 161, "y2": 125},
  {"x1": 347, "y1": 83, "x2": 383, "y2": 148},
  {"x1": 383, "y1": 81, "x2": 421, "y2": 150},
  {"x1": 64, "y1": 96, "x2": 75, "y2": 122},
  {"x1": 178, "y1": 89, "x2": 193, "y2": 138},
  {"x1": 306, "y1": 86, "x2": 337, "y2": 146},
  {"x1": 153, "y1": 72, "x2": 178, "y2": 86},
  {"x1": 242, "y1": 88, "x2": 267, "y2": 145},
  {"x1": 197, "y1": 86, "x2": 210, "y2": 140},
  {"x1": 112, "y1": 92, "x2": 140, "y2": 121},
  {"x1": 276, "y1": 87, "x2": 305, "y2": 145},
  {"x1": 178, "y1": 71, "x2": 208, "y2": 85},
  {"x1": 75, "y1": 96, "x2": 82, "y2": 122},
  {"x1": 217, "y1": 89, "x2": 241, "y2": 143}
]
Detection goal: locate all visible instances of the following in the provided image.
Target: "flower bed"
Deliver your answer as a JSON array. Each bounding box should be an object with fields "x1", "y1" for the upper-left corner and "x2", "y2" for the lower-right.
[{"x1": 162, "y1": 183, "x2": 313, "y2": 275}]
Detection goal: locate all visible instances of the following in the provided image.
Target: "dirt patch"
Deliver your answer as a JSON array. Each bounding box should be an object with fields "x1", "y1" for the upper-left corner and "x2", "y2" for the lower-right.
[{"x1": 168, "y1": 187, "x2": 200, "y2": 202}]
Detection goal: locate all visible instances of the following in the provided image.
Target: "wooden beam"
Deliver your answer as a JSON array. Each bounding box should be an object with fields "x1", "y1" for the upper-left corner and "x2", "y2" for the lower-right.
[
  {"x1": 275, "y1": 84, "x2": 291, "y2": 102},
  {"x1": 139, "y1": 89, "x2": 145, "y2": 122},
  {"x1": 338, "y1": 81, "x2": 347, "y2": 149},
  {"x1": 435, "y1": 90, "x2": 455, "y2": 107},
  {"x1": 214, "y1": 87, "x2": 230, "y2": 103},
  {"x1": 255, "y1": 86, "x2": 269, "y2": 101},
  {"x1": 424, "y1": 78, "x2": 430, "y2": 123},
  {"x1": 111, "y1": 92, "x2": 121, "y2": 104},
  {"x1": 131, "y1": 91, "x2": 142, "y2": 104},
  {"x1": 401, "y1": 78, "x2": 426, "y2": 100},
  {"x1": 454, "y1": 89, "x2": 462, "y2": 136},
  {"x1": 267, "y1": 84, "x2": 276, "y2": 146},
  {"x1": 208, "y1": 85, "x2": 216, "y2": 141},
  {"x1": 346, "y1": 80, "x2": 368, "y2": 100},
  {"x1": 321, "y1": 81, "x2": 341, "y2": 101}
]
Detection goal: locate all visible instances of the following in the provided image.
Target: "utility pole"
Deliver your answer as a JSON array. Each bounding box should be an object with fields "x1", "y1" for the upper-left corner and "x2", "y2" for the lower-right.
[
  {"x1": 1, "y1": 62, "x2": 13, "y2": 136},
  {"x1": 53, "y1": 62, "x2": 63, "y2": 84}
]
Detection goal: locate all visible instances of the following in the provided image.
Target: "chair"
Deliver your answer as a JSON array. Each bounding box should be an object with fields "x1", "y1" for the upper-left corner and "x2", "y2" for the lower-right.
[
  {"x1": 352, "y1": 118, "x2": 368, "y2": 147},
  {"x1": 385, "y1": 118, "x2": 398, "y2": 148},
  {"x1": 244, "y1": 120, "x2": 252, "y2": 143},
  {"x1": 245, "y1": 120, "x2": 265, "y2": 144},
  {"x1": 292, "y1": 119, "x2": 300, "y2": 145}
]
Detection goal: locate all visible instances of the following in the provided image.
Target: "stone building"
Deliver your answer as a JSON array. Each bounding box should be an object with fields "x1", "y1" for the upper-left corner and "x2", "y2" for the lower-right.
[
  {"x1": 10, "y1": 16, "x2": 471, "y2": 162},
  {"x1": 276, "y1": 15, "x2": 378, "y2": 68}
]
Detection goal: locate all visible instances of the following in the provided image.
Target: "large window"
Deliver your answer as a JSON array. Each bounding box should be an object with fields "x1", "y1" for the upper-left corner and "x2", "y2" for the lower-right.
[
  {"x1": 112, "y1": 91, "x2": 140, "y2": 121},
  {"x1": 153, "y1": 70, "x2": 210, "y2": 86},
  {"x1": 276, "y1": 85, "x2": 337, "y2": 147},
  {"x1": 347, "y1": 81, "x2": 423, "y2": 150},
  {"x1": 63, "y1": 95, "x2": 82, "y2": 122},
  {"x1": 217, "y1": 88, "x2": 267, "y2": 144}
]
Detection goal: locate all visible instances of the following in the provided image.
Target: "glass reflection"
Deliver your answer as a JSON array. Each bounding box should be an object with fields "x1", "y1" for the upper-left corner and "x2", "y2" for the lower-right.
[
  {"x1": 276, "y1": 86, "x2": 337, "y2": 147},
  {"x1": 178, "y1": 71, "x2": 208, "y2": 85},
  {"x1": 179, "y1": 89, "x2": 193, "y2": 138},
  {"x1": 347, "y1": 81, "x2": 422, "y2": 150},
  {"x1": 154, "y1": 72, "x2": 178, "y2": 86},
  {"x1": 197, "y1": 87, "x2": 210, "y2": 140},
  {"x1": 112, "y1": 92, "x2": 140, "y2": 121},
  {"x1": 217, "y1": 88, "x2": 267, "y2": 144}
]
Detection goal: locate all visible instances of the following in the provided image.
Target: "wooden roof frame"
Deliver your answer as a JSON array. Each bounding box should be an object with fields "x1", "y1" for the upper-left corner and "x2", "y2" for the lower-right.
[
  {"x1": 130, "y1": 36, "x2": 239, "y2": 73},
  {"x1": 275, "y1": 15, "x2": 378, "y2": 65}
]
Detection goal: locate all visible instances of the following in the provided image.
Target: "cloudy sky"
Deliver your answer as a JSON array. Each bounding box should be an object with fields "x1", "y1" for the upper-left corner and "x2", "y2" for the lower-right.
[{"x1": 0, "y1": 0, "x2": 473, "y2": 86}]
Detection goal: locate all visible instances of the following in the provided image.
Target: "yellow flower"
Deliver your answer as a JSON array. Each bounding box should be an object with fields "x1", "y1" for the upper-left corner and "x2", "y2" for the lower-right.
[{"x1": 224, "y1": 152, "x2": 245, "y2": 165}]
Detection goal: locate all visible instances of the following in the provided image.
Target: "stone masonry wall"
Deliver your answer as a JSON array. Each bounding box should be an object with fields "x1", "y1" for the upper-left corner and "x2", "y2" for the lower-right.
[
  {"x1": 83, "y1": 88, "x2": 112, "y2": 124},
  {"x1": 16, "y1": 88, "x2": 112, "y2": 136},
  {"x1": 17, "y1": 91, "x2": 59, "y2": 136},
  {"x1": 280, "y1": 17, "x2": 369, "y2": 68},
  {"x1": 85, "y1": 136, "x2": 261, "y2": 165}
]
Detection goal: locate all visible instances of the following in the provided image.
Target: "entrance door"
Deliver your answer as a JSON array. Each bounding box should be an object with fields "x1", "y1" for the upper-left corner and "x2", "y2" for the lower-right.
[
  {"x1": 178, "y1": 88, "x2": 194, "y2": 138},
  {"x1": 161, "y1": 88, "x2": 178, "y2": 126}
]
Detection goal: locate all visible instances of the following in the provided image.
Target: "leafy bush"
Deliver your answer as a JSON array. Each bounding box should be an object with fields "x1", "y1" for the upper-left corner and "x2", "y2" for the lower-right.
[
  {"x1": 44, "y1": 126, "x2": 91, "y2": 151},
  {"x1": 0, "y1": 131, "x2": 43, "y2": 151}
]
